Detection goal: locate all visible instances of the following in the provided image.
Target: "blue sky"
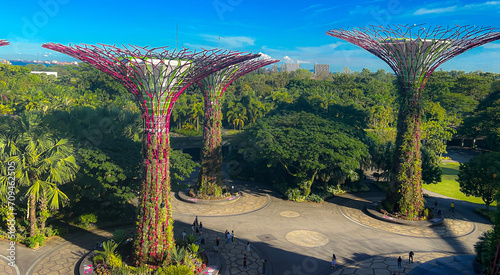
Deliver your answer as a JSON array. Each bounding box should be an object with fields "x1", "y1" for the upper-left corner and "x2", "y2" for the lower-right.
[{"x1": 0, "y1": 0, "x2": 500, "y2": 72}]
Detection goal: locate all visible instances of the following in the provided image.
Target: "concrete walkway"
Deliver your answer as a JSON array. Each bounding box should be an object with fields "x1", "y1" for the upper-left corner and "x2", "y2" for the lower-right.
[{"x1": 0, "y1": 148, "x2": 492, "y2": 275}]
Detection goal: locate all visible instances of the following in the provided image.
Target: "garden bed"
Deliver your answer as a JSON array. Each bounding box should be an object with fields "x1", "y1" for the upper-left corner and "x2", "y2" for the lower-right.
[{"x1": 364, "y1": 202, "x2": 444, "y2": 227}]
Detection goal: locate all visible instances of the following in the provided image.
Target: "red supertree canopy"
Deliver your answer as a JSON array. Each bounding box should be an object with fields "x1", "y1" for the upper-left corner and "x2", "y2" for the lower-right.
[
  {"x1": 200, "y1": 56, "x2": 279, "y2": 99},
  {"x1": 41, "y1": 43, "x2": 259, "y2": 128},
  {"x1": 327, "y1": 24, "x2": 500, "y2": 89},
  {"x1": 0, "y1": 40, "x2": 9, "y2": 47}
]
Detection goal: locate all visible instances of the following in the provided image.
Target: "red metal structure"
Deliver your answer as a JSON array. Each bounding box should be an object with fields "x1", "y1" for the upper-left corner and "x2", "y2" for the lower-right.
[
  {"x1": 197, "y1": 57, "x2": 279, "y2": 197},
  {"x1": 327, "y1": 25, "x2": 500, "y2": 219},
  {"x1": 42, "y1": 42, "x2": 256, "y2": 265},
  {"x1": 0, "y1": 40, "x2": 8, "y2": 47}
]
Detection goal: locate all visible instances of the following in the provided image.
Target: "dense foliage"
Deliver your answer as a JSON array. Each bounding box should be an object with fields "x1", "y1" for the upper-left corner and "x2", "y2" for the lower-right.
[{"x1": 243, "y1": 111, "x2": 369, "y2": 200}]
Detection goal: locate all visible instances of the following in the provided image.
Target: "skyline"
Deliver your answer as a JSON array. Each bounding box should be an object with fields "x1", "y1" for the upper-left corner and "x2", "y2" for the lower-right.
[{"x1": 0, "y1": 0, "x2": 500, "y2": 73}]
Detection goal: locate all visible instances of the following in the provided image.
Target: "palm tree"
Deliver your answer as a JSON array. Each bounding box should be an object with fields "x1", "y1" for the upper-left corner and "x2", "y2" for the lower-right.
[
  {"x1": 226, "y1": 102, "x2": 248, "y2": 130},
  {"x1": 0, "y1": 112, "x2": 78, "y2": 237}
]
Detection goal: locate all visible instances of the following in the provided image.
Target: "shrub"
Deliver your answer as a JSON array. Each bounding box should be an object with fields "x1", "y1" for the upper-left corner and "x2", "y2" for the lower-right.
[
  {"x1": 25, "y1": 236, "x2": 37, "y2": 248},
  {"x1": 35, "y1": 234, "x2": 45, "y2": 246},
  {"x1": 25, "y1": 234, "x2": 45, "y2": 248},
  {"x1": 157, "y1": 265, "x2": 194, "y2": 275},
  {"x1": 78, "y1": 213, "x2": 98, "y2": 228},
  {"x1": 169, "y1": 246, "x2": 186, "y2": 265},
  {"x1": 107, "y1": 254, "x2": 122, "y2": 269},
  {"x1": 475, "y1": 229, "x2": 499, "y2": 274},
  {"x1": 187, "y1": 243, "x2": 200, "y2": 254},
  {"x1": 286, "y1": 188, "x2": 305, "y2": 202},
  {"x1": 305, "y1": 194, "x2": 324, "y2": 203},
  {"x1": 185, "y1": 234, "x2": 196, "y2": 245}
]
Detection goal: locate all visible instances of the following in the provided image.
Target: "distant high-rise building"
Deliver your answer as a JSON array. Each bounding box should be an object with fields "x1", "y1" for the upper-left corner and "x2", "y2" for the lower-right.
[
  {"x1": 271, "y1": 64, "x2": 278, "y2": 73},
  {"x1": 314, "y1": 64, "x2": 329, "y2": 77},
  {"x1": 285, "y1": 63, "x2": 300, "y2": 72}
]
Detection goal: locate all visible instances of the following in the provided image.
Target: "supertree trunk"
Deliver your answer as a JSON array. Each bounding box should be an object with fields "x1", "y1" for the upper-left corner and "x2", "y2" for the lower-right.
[
  {"x1": 388, "y1": 85, "x2": 424, "y2": 218},
  {"x1": 135, "y1": 118, "x2": 172, "y2": 264},
  {"x1": 196, "y1": 58, "x2": 278, "y2": 197},
  {"x1": 197, "y1": 92, "x2": 224, "y2": 197},
  {"x1": 327, "y1": 24, "x2": 500, "y2": 219}
]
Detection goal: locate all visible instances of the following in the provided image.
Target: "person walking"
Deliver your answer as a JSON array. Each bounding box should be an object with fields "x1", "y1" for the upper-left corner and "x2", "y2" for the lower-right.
[
  {"x1": 451, "y1": 201, "x2": 455, "y2": 212},
  {"x1": 216, "y1": 236, "x2": 220, "y2": 247},
  {"x1": 397, "y1": 256, "x2": 402, "y2": 269},
  {"x1": 227, "y1": 233, "x2": 231, "y2": 244},
  {"x1": 262, "y1": 259, "x2": 267, "y2": 274},
  {"x1": 246, "y1": 242, "x2": 251, "y2": 252},
  {"x1": 331, "y1": 254, "x2": 337, "y2": 269},
  {"x1": 243, "y1": 254, "x2": 247, "y2": 269},
  {"x1": 409, "y1": 251, "x2": 414, "y2": 264},
  {"x1": 182, "y1": 230, "x2": 186, "y2": 240},
  {"x1": 231, "y1": 230, "x2": 235, "y2": 242}
]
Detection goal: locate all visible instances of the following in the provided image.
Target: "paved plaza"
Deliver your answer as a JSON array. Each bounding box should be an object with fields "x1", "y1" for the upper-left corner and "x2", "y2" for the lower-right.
[{"x1": 0, "y1": 150, "x2": 494, "y2": 275}]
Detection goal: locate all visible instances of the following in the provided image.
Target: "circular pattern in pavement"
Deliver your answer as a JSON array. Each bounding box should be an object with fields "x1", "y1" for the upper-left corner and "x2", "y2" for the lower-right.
[
  {"x1": 172, "y1": 191, "x2": 270, "y2": 217},
  {"x1": 285, "y1": 230, "x2": 329, "y2": 247},
  {"x1": 337, "y1": 195, "x2": 475, "y2": 238},
  {"x1": 280, "y1": 210, "x2": 300, "y2": 218}
]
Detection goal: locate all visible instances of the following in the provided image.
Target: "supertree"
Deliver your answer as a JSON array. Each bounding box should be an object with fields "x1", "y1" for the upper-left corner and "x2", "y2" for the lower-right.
[
  {"x1": 0, "y1": 40, "x2": 8, "y2": 47},
  {"x1": 196, "y1": 57, "x2": 279, "y2": 197},
  {"x1": 42, "y1": 43, "x2": 257, "y2": 265},
  {"x1": 327, "y1": 25, "x2": 500, "y2": 219}
]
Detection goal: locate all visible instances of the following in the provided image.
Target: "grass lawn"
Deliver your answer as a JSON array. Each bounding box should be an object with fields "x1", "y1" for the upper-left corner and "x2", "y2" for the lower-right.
[{"x1": 423, "y1": 162, "x2": 497, "y2": 207}]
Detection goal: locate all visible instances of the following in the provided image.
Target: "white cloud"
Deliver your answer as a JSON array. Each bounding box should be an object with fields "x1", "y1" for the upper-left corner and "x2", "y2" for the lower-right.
[
  {"x1": 202, "y1": 34, "x2": 255, "y2": 48},
  {"x1": 413, "y1": 1, "x2": 500, "y2": 16},
  {"x1": 283, "y1": 55, "x2": 293, "y2": 62},
  {"x1": 258, "y1": 52, "x2": 272, "y2": 59},
  {"x1": 464, "y1": 1, "x2": 500, "y2": 8},
  {"x1": 301, "y1": 4, "x2": 322, "y2": 11},
  {"x1": 413, "y1": 6, "x2": 457, "y2": 15}
]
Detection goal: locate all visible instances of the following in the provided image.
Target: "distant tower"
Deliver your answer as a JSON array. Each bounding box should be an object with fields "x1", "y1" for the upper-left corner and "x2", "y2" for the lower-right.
[
  {"x1": 285, "y1": 63, "x2": 300, "y2": 72},
  {"x1": 197, "y1": 56, "x2": 278, "y2": 197},
  {"x1": 0, "y1": 40, "x2": 8, "y2": 47},
  {"x1": 42, "y1": 43, "x2": 255, "y2": 265},
  {"x1": 314, "y1": 64, "x2": 329, "y2": 77},
  {"x1": 327, "y1": 25, "x2": 500, "y2": 219}
]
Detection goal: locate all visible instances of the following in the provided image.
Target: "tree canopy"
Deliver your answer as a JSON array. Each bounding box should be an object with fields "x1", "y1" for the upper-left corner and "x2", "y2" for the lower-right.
[{"x1": 458, "y1": 152, "x2": 500, "y2": 210}]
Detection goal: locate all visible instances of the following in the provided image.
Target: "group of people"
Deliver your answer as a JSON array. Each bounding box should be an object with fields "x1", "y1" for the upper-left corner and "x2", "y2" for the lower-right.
[{"x1": 396, "y1": 251, "x2": 415, "y2": 272}]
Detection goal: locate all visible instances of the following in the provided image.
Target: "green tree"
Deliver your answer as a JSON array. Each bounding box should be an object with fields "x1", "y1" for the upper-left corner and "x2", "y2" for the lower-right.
[
  {"x1": 226, "y1": 102, "x2": 248, "y2": 130},
  {"x1": 244, "y1": 111, "x2": 368, "y2": 197},
  {"x1": 458, "y1": 152, "x2": 500, "y2": 210},
  {"x1": 421, "y1": 101, "x2": 460, "y2": 156},
  {"x1": 0, "y1": 112, "x2": 78, "y2": 236},
  {"x1": 460, "y1": 81, "x2": 500, "y2": 151}
]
